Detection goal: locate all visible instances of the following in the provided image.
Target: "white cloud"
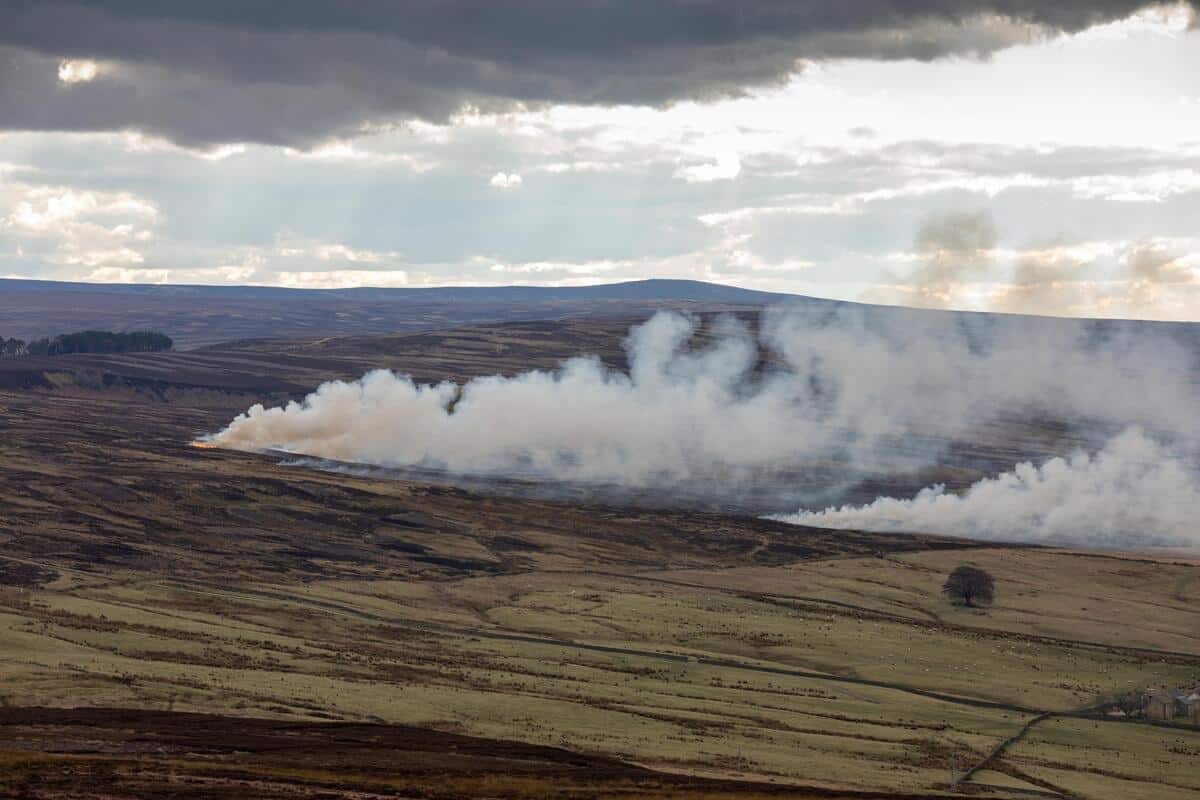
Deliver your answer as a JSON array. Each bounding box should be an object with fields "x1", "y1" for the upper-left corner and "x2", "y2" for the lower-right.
[
  {"x1": 82, "y1": 265, "x2": 263, "y2": 284},
  {"x1": 311, "y1": 243, "x2": 382, "y2": 263},
  {"x1": 674, "y1": 152, "x2": 741, "y2": 183},
  {"x1": 168, "y1": 238, "x2": 411, "y2": 288},
  {"x1": 1074, "y1": 2, "x2": 1195, "y2": 41},
  {"x1": 283, "y1": 139, "x2": 439, "y2": 171},
  {"x1": 488, "y1": 259, "x2": 622, "y2": 277},
  {"x1": 57, "y1": 59, "x2": 99, "y2": 85},
  {"x1": 83, "y1": 267, "x2": 169, "y2": 283},
  {"x1": 540, "y1": 160, "x2": 619, "y2": 174},
  {"x1": 274, "y1": 269, "x2": 409, "y2": 288},
  {"x1": 0, "y1": 184, "x2": 159, "y2": 270},
  {"x1": 6, "y1": 190, "x2": 96, "y2": 231},
  {"x1": 3, "y1": 187, "x2": 156, "y2": 232},
  {"x1": 3, "y1": 14, "x2": 1200, "y2": 318},
  {"x1": 489, "y1": 171, "x2": 523, "y2": 189},
  {"x1": 1069, "y1": 169, "x2": 1200, "y2": 203},
  {"x1": 61, "y1": 241, "x2": 146, "y2": 267}
]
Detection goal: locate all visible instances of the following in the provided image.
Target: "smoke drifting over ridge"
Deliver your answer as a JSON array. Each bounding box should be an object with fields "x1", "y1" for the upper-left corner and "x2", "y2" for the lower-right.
[{"x1": 207, "y1": 307, "x2": 1200, "y2": 548}]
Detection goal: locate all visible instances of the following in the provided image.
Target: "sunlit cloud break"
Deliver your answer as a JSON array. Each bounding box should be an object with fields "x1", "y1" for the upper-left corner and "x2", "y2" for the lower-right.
[{"x1": 56, "y1": 59, "x2": 99, "y2": 85}]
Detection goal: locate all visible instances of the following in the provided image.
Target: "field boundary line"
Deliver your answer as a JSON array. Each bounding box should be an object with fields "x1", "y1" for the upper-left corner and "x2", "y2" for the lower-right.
[
  {"x1": 959, "y1": 712, "x2": 1052, "y2": 785},
  {"x1": 552, "y1": 569, "x2": 1200, "y2": 663},
  {"x1": 161, "y1": 577, "x2": 1048, "y2": 715}
]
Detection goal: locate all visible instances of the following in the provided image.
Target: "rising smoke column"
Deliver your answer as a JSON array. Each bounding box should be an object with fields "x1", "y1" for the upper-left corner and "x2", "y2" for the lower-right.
[
  {"x1": 775, "y1": 428, "x2": 1200, "y2": 549},
  {"x1": 207, "y1": 312, "x2": 818, "y2": 482},
  {"x1": 206, "y1": 306, "x2": 1200, "y2": 546}
]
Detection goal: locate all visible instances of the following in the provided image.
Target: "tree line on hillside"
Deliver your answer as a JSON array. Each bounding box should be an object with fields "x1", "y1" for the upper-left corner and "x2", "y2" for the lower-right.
[{"x1": 0, "y1": 330, "x2": 173, "y2": 357}]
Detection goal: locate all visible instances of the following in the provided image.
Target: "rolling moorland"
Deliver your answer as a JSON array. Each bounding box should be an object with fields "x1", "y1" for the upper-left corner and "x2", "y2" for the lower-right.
[
  {"x1": 0, "y1": 285, "x2": 1197, "y2": 799},
  {"x1": 0, "y1": 278, "x2": 786, "y2": 347}
]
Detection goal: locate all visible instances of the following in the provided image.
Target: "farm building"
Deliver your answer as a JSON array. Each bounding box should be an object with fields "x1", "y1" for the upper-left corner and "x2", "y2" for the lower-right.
[
  {"x1": 1143, "y1": 687, "x2": 1200, "y2": 723},
  {"x1": 1185, "y1": 690, "x2": 1200, "y2": 724},
  {"x1": 1145, "y1": 691, "x2": 1176, "y2": 721}
]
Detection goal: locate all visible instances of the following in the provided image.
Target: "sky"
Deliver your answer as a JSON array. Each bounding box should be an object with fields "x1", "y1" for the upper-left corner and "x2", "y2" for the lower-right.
[{"x1": 1, "y1": 1, "x2": 1198, "y2": 319}]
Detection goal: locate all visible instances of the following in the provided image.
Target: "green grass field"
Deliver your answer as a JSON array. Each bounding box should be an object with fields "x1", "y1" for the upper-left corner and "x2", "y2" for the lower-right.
[
  {"x1": 1, "y1": 545, "x2": 1196, "y2": 797},
  {"x1": 1, "y1": 319, "x2": 1198, "y2": 798}
]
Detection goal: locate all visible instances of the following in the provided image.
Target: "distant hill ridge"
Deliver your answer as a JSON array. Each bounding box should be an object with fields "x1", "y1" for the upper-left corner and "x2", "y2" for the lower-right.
[
  {"x1": 3, "y1": 277, "x2": 1198, "y2": 349},
  {"x1": 0, "y1": 278, "x2": 803, "y2": 347},
  {"x1": 0, "y1": 277, "x2": 789, "y2": 304}
]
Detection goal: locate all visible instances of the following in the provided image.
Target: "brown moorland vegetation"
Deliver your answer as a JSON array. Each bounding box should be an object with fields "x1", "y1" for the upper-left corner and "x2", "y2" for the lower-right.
[{"x1": 0, "y1": 316, "x2": 1196, "y2": 799}]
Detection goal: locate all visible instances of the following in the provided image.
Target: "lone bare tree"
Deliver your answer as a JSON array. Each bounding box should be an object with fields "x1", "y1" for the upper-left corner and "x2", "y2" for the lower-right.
[{"x1": 942, "y1": 565, "x2": 994, "y2": 607}]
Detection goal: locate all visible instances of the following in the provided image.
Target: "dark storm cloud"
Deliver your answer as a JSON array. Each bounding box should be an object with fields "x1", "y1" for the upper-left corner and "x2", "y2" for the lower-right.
[{"x1": 0, "y1": 1, "x2": 1192, "y2": 145}]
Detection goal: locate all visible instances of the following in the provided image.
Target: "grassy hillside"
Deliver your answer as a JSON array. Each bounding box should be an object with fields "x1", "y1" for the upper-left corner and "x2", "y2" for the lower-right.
[{"x1": 0, "y1": 317, "x2": 1196, "y2": 798}]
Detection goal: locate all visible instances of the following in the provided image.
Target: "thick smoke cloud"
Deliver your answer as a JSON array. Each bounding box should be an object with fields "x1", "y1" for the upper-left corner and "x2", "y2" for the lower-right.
[
  {"x1": 207, "y1": 307, "x2": 1200, "y2": 548},
  {"x1": 778, "y1": 429, "x2": 1200, "y2": 549},
  {"x1": 1, "y1": 1, "x2": 1193, "y2": 146},
  {"x1": 210, "y1": 313, "x2": 805, "y2": 482}
]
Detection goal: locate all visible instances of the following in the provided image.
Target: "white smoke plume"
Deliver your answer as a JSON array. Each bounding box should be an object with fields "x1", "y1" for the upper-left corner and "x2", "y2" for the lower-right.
[
  {"x1": 776, "y1": 428, "x2": 1200, "y2": 549},
  {"x1": 208, "y1": 313, "x2": 810, "y2": 483},
  {"x1": 206, "y1": 306, "x2": 1200, "y2": 546}
]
